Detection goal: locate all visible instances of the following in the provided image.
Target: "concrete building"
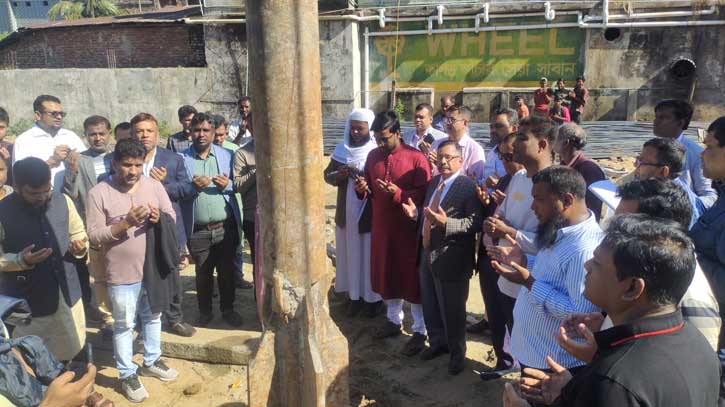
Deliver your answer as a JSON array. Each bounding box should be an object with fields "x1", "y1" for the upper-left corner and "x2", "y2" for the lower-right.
[{"x1": 0, "y1": 1, "x2": 722, "y2": 130}]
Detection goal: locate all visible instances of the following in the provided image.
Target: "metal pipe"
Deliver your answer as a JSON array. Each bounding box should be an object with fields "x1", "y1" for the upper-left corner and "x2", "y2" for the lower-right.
[
  {"x1": 182, "y1": 18, "x2": 246, "y2": 24},
  {"x1": 363, "y1": 25, "x2": 370, "y2": 109},
  {"x1": 318, "y1": 10, "x2": 581, "y2": 22},
  {"x1": 367, "y1": 22, "x2": 581, "y2": 36},
  {"x1": 378, "y1": 8, "x2": 386, "y2": 28},
  {"x1": 581, "y1": 19, "x2": 725, "y2": 28},
  {"x1": 436, "y1": 4, "x2": 445, "y2": 25},
  {"x1": 545, "y1": 1, "x2": 556, "y2": 21},
  {"x1": 583, "y1": 5, "x2": 717, "y2": 22},
  {"x1": 602, "y1": 0, "x2": 608, "y2": 26}
]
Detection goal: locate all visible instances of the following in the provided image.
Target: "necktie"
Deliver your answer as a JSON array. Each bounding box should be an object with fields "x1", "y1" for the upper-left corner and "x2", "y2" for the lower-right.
[{"x1": 423, "y1": 181, "x2": 445, "y2": 250}]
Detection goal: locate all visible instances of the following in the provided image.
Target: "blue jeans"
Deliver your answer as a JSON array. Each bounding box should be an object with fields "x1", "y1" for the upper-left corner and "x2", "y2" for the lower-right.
[{"x1": 108, "y1": 282, "x2": 162, "y2": 379}]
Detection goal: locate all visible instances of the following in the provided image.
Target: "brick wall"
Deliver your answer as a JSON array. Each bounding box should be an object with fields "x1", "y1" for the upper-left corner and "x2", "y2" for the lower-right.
[{"x1": 0, "y1": 23, "x2": 206, "y2": 69}]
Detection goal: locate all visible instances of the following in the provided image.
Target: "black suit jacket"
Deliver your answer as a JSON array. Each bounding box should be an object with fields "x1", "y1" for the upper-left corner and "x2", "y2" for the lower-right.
[
  {"x1": 152, "y1": 147, "x2": 198, "y2": 247},
  {"x1": 419, "y1": 174, "x2": 483, "y2": 282}
]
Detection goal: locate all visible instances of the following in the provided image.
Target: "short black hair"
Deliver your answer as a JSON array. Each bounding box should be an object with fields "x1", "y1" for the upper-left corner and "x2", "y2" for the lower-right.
[
  {"x1": 33, "y1": 95, "x2": 61, "y2": 113},
  {"x1": 114, "y1": 122, "x2": 131, "y2": 134},
  {"x1": 448, "y1": 105, "x2": 472, "y2": 121},
  {"x1": 83, "y1": 115, "x2": 111, "y2": 133},
  {"x1": 238, "y1": 96, "x2": 251, "y2": 104},
  {"x1": 519, "y1": 115, "x2": 557, "y2": 144},
  {"x1": 576, "y1": 75, "x2": 586, "y2": 82},
  {"x1": 371, "y1": 111, "x2": 401, "y2": 134},
  {"x1": 415, "y1": 103, "x2": 434, "y2": 116},
  {"x1": 655, "y1": 99, "x2": 694, "y2": 130},
  {"x1": 643, "y1": 137, "x2": 685, "y2": 179},
  {"x1": 707, "y1": 116, "x2": 725, "y2": 147},
  {"x1": 113, "y1": 138, "x2": 146, "y2": 162},
  {"x1": 177, "y1": 105, "x2": 198, "y2": 120},
  {"x1": 604, "y1": 214, "x2": 695, "y2": 306},
  {"x1": 0, "y1": 107, "x2": 9, "y2": 124},
  {"x1": 532, "y1": 165, "x2": 587, "y2": 200},
  {"x1": 437, "y1": 140, "x2": 463, "y2": 156},
  {"x1": 617, "y1": 178, "x2": 692, "y2": 229},
  {"x1": 211, "y1": 114, "x2": 226, "y2": 129},
  {"x1": 494, "y1": 108, "x2": 519, "y2": 127},
  {"x1": 13, "y1": 157, "x2": 51, "y2": 189},
  {"x1": 190, "y1": 112, "x2": 215, "y2": 129},
  {"x1": 514, "y1": 95, "x2": 524, "y2": 102}
]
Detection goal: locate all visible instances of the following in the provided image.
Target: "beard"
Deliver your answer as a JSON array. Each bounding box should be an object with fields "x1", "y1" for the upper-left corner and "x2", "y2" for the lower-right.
[{"x1": 536, "y1": 210, "x2": 566, "y2": 250}]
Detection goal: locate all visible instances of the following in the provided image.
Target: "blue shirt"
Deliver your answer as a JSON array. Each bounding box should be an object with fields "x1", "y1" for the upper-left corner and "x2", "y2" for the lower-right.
[
  {"x1": 511, "y1": 211, "x2": 604, "y2": 369},
  {"x1": 676, "y1": 134, "x2": 717, "y2": 210},
  {"x1": 673, "y1": 177, "x2": 703, "y2": 229}
]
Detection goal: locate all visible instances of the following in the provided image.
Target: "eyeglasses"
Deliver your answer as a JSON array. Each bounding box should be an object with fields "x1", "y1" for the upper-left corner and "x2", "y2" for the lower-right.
[
  {"x1": 634, "y1": 157, "x2": 665, "y2": 168},
  {"x1": 436, "y1": 154, "x2": 461, "y2": 163},
  {"x1": 443, "y1": 117, "x2": 465, "y2": 124},
  {"x1": 40, "y1": 111, "x2": 67, "y2": 118},
  {"x1": 498, "y1": 152, "x2": 514, "y2": 162}
]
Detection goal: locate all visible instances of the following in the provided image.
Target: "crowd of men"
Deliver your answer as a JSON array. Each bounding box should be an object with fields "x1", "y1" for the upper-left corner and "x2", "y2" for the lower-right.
[
  {"x1": 0, "y1": 95, "x2": 256, "y2": 404},
  {"x1": 327, "y1": 98, "x2": 725, "y2": 406},
  {"x1": 0, "y1": 90, "x2": 724, "y2": 406}
]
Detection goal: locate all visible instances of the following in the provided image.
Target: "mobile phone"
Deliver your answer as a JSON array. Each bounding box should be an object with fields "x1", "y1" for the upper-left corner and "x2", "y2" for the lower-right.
[{"x1": 423, "y1": 134, "x2": 436, "y2": 144}]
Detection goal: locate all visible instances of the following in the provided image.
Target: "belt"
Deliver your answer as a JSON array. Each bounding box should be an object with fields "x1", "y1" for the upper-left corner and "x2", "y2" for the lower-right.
[{"x1": 194, "y1": 221, "x2": 225, "y2": 232}]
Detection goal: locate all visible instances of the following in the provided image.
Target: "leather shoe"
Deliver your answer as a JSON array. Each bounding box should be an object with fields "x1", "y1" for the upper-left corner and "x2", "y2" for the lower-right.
[
  {"x1": 372, "y1": 321, "x2": 402, "y2": 339},
  {"x1": 236, "y1": 280, "x2": 254, "y2": 289},
  {"x1": 346, "y1": 300, "x2": 363, "y2": 317},
  {"x1": 466, "y1": 319, "x2": 491, "y2": 335},
  {"x1": 448, "y1": 357, "x2": 465, "y2": 375},
  {"x1": 169, "y1": 322, "x2": 197, "y2": 337},
  {"x1": 419, "y1": 345, "x2": 449, "y2": 361},
  {"x1": 364, "y1": 301, "x2": 385, "y2": 318},
  {"x1": 479, "y1": 359, "x2": 517, "y2": 381},
  {"x1": 401, "y1": 332, "x2": 427, "y2": 356},
  {"x1": 196, "y1": 313, "x2": 214, "y2": 328},
  {"x1": 222, "y1": 310, "x2": 244, "y2": 327}
]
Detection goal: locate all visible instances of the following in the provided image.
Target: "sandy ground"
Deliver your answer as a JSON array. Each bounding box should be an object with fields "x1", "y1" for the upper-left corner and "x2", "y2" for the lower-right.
[{"x1": 88, "y1": 157, "x2": 636, "y2": 407}]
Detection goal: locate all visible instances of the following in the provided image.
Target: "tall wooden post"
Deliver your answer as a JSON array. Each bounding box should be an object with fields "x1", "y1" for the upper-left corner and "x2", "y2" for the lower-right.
[{"x1": 245, "y1": 1, "x2": 349, "y2": 406}]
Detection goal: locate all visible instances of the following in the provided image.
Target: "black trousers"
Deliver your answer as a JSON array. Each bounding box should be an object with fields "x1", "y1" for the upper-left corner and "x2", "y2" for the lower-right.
[
  {"x1": 419, "y1": 249, "x2": 470, "y2": 362},
  {"x1": 165, "y1": 266, "x2": 183, "y2": 325},
  {"x1": 74, "y1": 256, "x2": 92, "y2": 313},
  {"x1": 570, "y1": 110, "x2": 582, "y2": 124},
  {"x1": 477, "y1": 248, "x2": 515, "y2": 363},
  {"x1": 188, "y1": 218, "x2": 239, "y2": 315},
  {"x1": 242, "y1": 219, "x2": 256, "y2": 288}
]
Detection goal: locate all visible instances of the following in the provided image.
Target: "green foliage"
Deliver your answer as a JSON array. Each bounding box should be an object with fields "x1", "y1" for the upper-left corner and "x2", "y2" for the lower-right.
[
  {"x1": 0, "y1": 32, "x2": 9, "y2": 42},
  {"x1": 48, "y1": 0, "x2": 126, "y2": 21},
  {"x1": 7, "y1": 118, "x2": 34, "y2": 140},
  {"x1": 394, "y1": 99, "x2": 405, "y2": 122},
  {"x1": 157, "y1": 121, "x2": 171, "y2": 141}
]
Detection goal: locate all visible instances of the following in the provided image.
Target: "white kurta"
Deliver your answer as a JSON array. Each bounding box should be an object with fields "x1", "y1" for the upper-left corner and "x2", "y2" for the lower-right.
[{"x1": 334, "y1": 178, "x2": 381, "y2": 303}]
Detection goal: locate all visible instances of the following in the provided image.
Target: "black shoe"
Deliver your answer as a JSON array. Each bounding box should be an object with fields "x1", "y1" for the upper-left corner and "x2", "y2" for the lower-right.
[
  {"x1": 372, "y1": 320, "x2": 402, "y2": 339},
  {"x1": 196, "y1": 313, "x2": 214, "y2": 327},
  {"x1": 419, "y1": 345, "x2": 449, "y2": 361},
  {"x1": 222, "y1": 310, "x2": 243, "y2": 327},
  {"x1": 346, "y1": 300, "x2": 363, "y2": 317},
  {"x1": 100, "y1": 323, "x2": 114, "y2": 342},
  {"x1": 479, "y1": 359, "x2": 516, "y2": 381},
  {"x1": 236, "y1": 280, "x2": 254, "y2": 289},
  {"x1": 448, "y1": 357, "x2": 465, "y2": 376},
  {"x1": 466, "y1": 319, "x2": 491, "y2": 335},
  {"x1": 401, "y1": 332, "x2": 427, "y2": 356},
  {"x1": 363, "y1": 301, "x2": 385, "y2": 318},
  {"x1": 169, "y1": 322, "x2": 197, "y2": 337}
]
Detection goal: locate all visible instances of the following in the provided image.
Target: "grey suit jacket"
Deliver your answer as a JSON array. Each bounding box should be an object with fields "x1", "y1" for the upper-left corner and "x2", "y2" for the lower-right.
[
  {"x1": 419, "y1": 174, "x2": 483, "y2": 281},
  {"x1": 62, "y1": 152, "x2": 112, "y2": 223}
]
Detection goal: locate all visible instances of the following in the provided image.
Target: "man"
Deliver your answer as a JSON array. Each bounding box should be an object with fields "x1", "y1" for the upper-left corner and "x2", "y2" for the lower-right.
[
  {"x1": 62, "y1": 115, "x2": 114, "y2": 331},
  {"x1": 354, "y1": 111, "x2": 430, "y2": 355},
  {"x1": 227, "y1": 96, "x2": 252, "y2": 145},
  {"x1": 0, "y1": 158, "x2": 88, "y2": 361},
  {"x1": 566, "y1": 76, "x2": 588, "y2": 124},
  {"x1": 401, "y1": 103, "x2": 447, "y2": 155},
  {"x1": 507, "y1": 215, "x2": 719, "y2": 407},
  {"x1": 514, "y1": 96, "x2": 530, "y2": 119},
  {"x1": 429, "y1": 105, "x2": 486, "y2": 182},
  {"x1": 114, "y1": 122, "x2": 132, "y2": 141},
  {"x1": 0, "y1": 158, "x2": 11, "y2": 201},
  {"x1": 212, "y1": 115, "x2": 240, "y2": 152},
  {"x1": 484, "y1": 108, "x2": 517, "y2": 189},
  {"x1": 12, "y1": 95, "x2": 87, "y2": 189},
  {"x1": 166, "y1": 105, "x2": 198, "y2": 153},
  {"x1": 479, "y1": 117, "x2": 555, "y2": 379},
  {"x1": 653, "y1": 99, "x2": 717, "y2": 209},
  {"x1": 0, "y1": 107, "x2": 12, "y2": 186},
  {"x1": 402, "y1": 140, "x2": 482, "y2": 375},
  {"x1": 634, "y1": 137, "x2": 701, "y2": 228},
  {"x1": 324, "y1": 108, "x2": 382, "y2": 317},
  {"x1": 432, "y1": 95, "x2": 455, "y2": 133},
  {"x1": 132, "y1": 113, "x2": 197, "y2": 337},
  {"x1": 548, "y1": 95, "x2": 570, "y2": 125},
  {"x1": 532, "y1": 77, "x2": 552, "y2": 118},
  {"x1": 181, "y1": 113, "x2": 243, "y2": 327},
  {"x1": 491, "y1": 166, "x2": 602, "y2": 372},
  {"x1": 87, "y1": 138, "x2": 179, "y2": 403}
]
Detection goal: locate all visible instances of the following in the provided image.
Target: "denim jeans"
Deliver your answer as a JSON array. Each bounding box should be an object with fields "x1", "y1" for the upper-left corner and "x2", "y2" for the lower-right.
[{"x1": 108, "y1": 282, "x2": 162, "y2": 379}]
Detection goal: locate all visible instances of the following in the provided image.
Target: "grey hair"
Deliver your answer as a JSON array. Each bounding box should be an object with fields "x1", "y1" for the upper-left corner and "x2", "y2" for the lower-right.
[{"x1": 556, "y1": 122, "x2": 587, "y2": 150}]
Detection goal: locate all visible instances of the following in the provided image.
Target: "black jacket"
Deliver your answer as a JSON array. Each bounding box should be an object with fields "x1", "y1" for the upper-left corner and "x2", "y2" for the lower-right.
[{"x1": 143, "y1": 212, "x2": 180, "y2": 314}]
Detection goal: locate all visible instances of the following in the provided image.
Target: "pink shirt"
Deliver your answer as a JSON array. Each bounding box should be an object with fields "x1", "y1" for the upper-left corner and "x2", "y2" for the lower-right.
[{"x1": 86, "y1": 176, "x2": 175, "y2": 285}]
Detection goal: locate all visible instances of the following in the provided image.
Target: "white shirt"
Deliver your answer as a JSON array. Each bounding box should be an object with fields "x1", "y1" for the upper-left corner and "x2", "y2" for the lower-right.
[
  {"x1": 430, "y1": 133, "x2": 486, "y2": 181},
  {"x1": 402, "y1": 126, "x2": 447, "y2": 152},
  {"x1": 227, "y1": 117, "x2": 252, "y2": 143},
  {"x1": 419, "y1": 170, "x2": 461, "y2": 236},
  {"x1": 142, "y1": 147, "x2": 157, "y2": 177},
  {"x1": 12, "y1": 124, "x2": 87, "y2": 188}
]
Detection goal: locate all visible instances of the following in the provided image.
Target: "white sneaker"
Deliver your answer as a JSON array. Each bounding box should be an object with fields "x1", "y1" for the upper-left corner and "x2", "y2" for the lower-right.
[
  {"x1": 139, "y1": 359, "x2": 179, "y2": 382},
  {"x1": 121, "y1": 374, "x2": 149, "y2": 403}
]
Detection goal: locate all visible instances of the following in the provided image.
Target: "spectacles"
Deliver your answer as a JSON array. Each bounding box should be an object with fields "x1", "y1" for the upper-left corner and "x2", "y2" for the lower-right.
[
  {"x1": 498, "y1": 152, "x2": 514, "y2": 162},
  {"x1": 436, "y1": 154, "x2": 461, "y2": 163},
  {"x1": 635, "y1": 157, "x2": 665, "y2": 168},
  {"x1": 443, "y1": 117, "x2": 465, "y2": 124},
  {"x1": 41, "y1": 111, "x2": 67, "y2": 118}
]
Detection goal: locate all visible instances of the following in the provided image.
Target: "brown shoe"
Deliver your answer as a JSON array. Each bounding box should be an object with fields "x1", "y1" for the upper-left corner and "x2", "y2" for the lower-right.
[
  {"x1": 372, "y1": 320, "x2": 402, "y2": 339},
  {"x1": 401, "y1": 332, "x2": 427, "y2": 356}
]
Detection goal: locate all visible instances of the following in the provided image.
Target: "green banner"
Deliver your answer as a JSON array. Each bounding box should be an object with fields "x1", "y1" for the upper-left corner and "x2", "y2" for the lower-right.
[{"x1": 369, "y1": 17, "x2": 585, "y2": 90}]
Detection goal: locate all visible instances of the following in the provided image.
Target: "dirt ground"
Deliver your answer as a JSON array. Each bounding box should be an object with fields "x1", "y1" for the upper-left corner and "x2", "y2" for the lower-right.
[{"x1": 88, "y1": 157, "x2": 636, "y2": 407}]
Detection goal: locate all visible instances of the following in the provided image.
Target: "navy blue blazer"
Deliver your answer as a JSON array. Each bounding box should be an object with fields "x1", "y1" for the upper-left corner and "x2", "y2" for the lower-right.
[{"x1": 152, "y1": 147, "x2": 198, "y2": 247}]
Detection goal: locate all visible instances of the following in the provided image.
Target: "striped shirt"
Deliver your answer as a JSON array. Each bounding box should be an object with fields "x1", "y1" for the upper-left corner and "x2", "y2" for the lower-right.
[{"x1": 511, "y1": 211, "x2": 604, "y2": 369}]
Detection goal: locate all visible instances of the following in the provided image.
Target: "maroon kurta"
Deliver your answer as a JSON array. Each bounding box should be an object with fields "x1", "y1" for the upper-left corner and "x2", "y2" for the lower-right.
[{"x1": 364, "y1": 144, "x2": 430, "y2": 303}]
